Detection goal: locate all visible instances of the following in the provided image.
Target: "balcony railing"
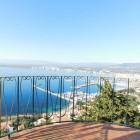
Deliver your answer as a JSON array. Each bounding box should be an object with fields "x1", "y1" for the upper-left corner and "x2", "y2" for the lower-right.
[{"x1": 0, "y1": 76, "x2": 140, "y2": 138}]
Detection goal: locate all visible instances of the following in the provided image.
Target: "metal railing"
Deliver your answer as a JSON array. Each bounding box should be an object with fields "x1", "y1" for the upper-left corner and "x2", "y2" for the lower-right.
[{"x1": 0, "y1": 76, "x2": 140, "y2": 138}]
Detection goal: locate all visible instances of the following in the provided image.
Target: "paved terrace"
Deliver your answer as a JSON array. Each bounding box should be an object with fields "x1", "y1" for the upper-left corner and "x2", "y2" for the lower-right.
[{"x1": 1, "y1": 122, "x2": 140, "y2": 140}]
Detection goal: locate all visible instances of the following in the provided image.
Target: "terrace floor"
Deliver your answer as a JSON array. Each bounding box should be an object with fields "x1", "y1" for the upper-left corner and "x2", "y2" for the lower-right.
[{"x1": 1, "y1": 122, "x2": 140, "y2": 140}]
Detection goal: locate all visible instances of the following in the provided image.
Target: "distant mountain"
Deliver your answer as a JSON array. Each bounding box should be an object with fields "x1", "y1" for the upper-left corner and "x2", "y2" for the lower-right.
[
  {"x1": 0, "y1": 59, "x2": 140, "y2": 71},
  {"x1": 119, "y1": 63, "x2": 140, "y2": 68},
  {"x1": 0, "y1": 60, "x2": 114, "y2": 67},
  {"x1": 0, "y1": 59, "x2": 58, "y2": 67}
]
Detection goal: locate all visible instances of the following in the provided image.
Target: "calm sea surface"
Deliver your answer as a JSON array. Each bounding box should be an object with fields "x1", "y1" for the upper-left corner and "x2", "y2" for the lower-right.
[{"x1": 0, "y1": 67, "x2": 101, "y2": 116}]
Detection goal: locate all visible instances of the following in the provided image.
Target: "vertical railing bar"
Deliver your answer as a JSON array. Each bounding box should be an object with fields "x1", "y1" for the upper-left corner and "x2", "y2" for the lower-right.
[
  {"x1": 17, "y1": 77, "x2": 20, "y2": 131},
  {"x1": 72, "y1": 76, "x2": 75, "y2": 121},
  {"x1": 46, "y1": 76, "x2": 49, "y2": 123},
  {"x1": 85, "y1": 76, "x2": 88, "y2": 122},
  {"x1": 0, "y1": 78, "x2": 2, "y2": 137},
  {"x1": 32, "y1": 76, "x2": 35, "y2": 119},
  {"x1": 62, "y1": 77, "x2": 65, "y2": 115},
  {"x1": 111, "y1": 77, "x2": 115, "y2": 123},
  {"x1": 126, "y1": 78, "x2": 129, "y2": 125},
  {"x1": 99, "y1": 77, "x2": 102, "y2": 122},
  {"x1": 59, "y1": 76, "x2": 62, "y2": 122}
]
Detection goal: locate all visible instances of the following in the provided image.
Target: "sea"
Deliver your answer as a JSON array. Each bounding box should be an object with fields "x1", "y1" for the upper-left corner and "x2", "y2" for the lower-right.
[{"x1": 0, "y1": 66, "x2": 109, "y2": 117}]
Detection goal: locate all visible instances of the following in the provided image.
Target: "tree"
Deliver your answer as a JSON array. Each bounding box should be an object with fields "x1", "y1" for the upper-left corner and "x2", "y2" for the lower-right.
[
  {"x1": 79, "y1": 80, "x2": 140, "y2": 126},
  {"x1": 76, "y1": 101, "x2": 84, "y2": 110}
]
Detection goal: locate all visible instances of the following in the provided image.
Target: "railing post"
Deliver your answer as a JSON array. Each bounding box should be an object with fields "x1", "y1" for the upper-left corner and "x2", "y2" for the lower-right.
[
  {"x1": 0, "y1": 78, "x2": 2, "y2": 137},
  {"x1": 126, "y1": 78, "x2": 129, "y2": 125},
  {"x1": 111, "y1": 77, "x2": 115, "y2": 123},
  {"x1": 17, "y1": 77, "x2": 20, "y2": 131}
]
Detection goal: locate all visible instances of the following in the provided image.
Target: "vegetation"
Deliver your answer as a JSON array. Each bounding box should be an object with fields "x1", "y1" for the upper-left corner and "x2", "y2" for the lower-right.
[
  {"x1": 0, "y1": 129, "x2": 8, "y2": 136},
  {"x1": 117, "y1": 88, "x2": 135, "y2": 94},
  {"x1": 12, "y1": 114, "x2": 51, "y2": 129},
  {"x1": 77, "y1": 80, "x2": 140, "y2": 127},
  {"x1": 76, "y1": 101, "x2": 84, "y2": 110}
]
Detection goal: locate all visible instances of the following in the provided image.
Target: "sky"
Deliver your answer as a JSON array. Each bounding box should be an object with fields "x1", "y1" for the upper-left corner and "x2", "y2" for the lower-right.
[{"x1": 0, "y1": 0, "x2": 140, "y2": 63}]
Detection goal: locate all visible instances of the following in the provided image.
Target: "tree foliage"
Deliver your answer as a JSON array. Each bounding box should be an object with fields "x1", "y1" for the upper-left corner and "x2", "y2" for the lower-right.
[{"x1": 79, "y1": 80, "x2": 140, "y2": 126}]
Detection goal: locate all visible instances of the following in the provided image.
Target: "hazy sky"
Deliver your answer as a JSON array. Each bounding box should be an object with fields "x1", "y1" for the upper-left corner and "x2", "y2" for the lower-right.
[{"x1": 0, "y1": 0, "x2": 140, "y2": 63}]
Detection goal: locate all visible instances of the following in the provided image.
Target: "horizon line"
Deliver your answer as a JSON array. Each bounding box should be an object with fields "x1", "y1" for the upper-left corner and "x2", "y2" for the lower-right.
[{"x1": 0, "y1": 59, "x2": 140, "y2": 64}]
